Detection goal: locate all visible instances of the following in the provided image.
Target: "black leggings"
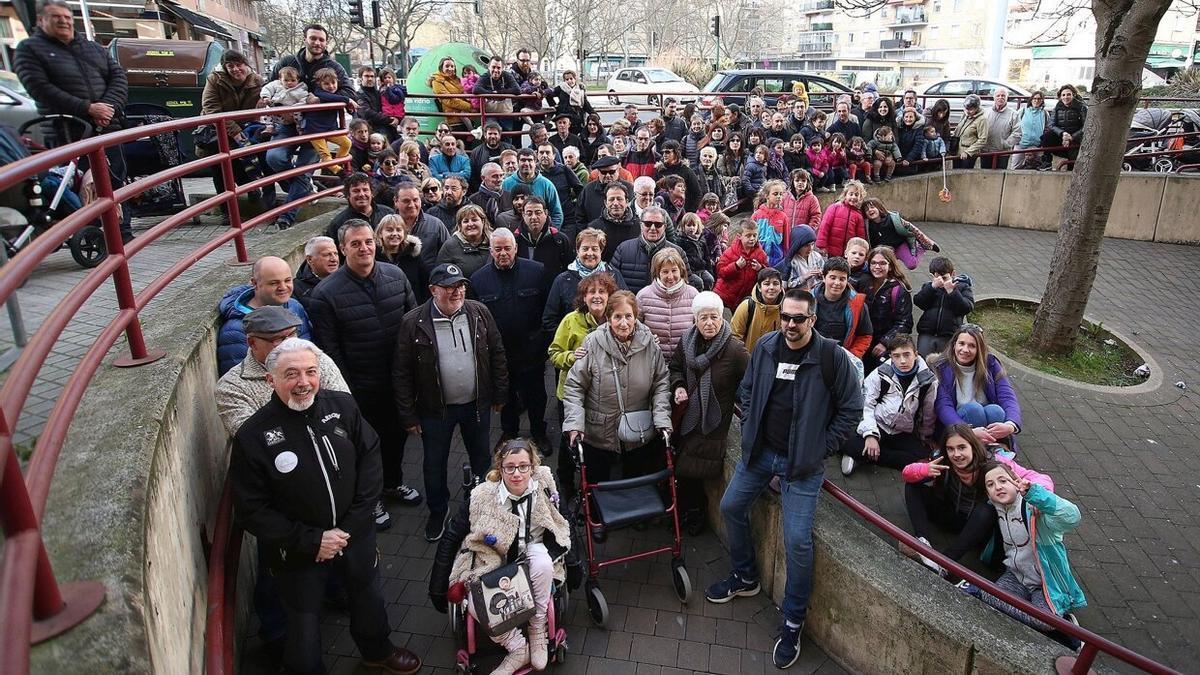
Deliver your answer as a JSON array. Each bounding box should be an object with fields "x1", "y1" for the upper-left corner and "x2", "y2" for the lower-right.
[
  {"x1": 903, "y1": 482, "x2": 996, "y2": 561},
  {"x1": 842, "y1": 431, "x2": 928, "y2": 470}
]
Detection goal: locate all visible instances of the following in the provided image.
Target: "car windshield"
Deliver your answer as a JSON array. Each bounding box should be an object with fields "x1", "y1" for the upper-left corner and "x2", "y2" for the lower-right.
[
  {"x1": 646, "y1": 69, "x2": 683, "y2": 83},
  {"x1": 702, "y1": 73, "x2": 726, "y2": 91},
  {"x1": 0, "y1": 73, "x2": 28, "y2": 96}
]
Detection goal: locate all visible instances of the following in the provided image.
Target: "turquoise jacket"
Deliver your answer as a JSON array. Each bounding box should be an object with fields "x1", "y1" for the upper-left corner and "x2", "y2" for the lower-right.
[{"x1": 992, "y1": 483, "x2": 1087, "y2": 615}]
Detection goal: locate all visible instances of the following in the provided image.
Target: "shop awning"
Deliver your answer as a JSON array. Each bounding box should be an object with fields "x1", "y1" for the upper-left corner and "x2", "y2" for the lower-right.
[{"x1": 160, "y1": 1, "x2": 233, "y2": 40}]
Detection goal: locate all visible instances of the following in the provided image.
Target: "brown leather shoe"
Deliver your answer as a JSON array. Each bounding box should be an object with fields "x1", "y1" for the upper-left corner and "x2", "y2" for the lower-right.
[{"x1": 362, "y1": 647, "x2": 422, "y2": 674}]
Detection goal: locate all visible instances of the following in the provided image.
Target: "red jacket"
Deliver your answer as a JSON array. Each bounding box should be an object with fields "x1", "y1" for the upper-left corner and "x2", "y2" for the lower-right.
[
  {"x1": 782, "y1": 190, "x2": 821, "y2": 229},
  {"x1": 817, "y1": 200, "x2": 866, "y2": 258},
  {"x1": 714, "y1": 238, "x2": 768, "y2": 309}
]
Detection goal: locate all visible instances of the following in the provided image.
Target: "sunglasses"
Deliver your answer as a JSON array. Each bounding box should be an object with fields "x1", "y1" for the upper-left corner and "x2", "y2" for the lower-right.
[
  {"x1": 599, "y1": 169, "x2": 617, "y2": 175},
  {"x1": 424, "y1": 186, "x2": 440, "y2": 192},
  {"x1": 641, "y1": 220, "x2": 665, "y2": 229},
  {"x1": 779, "y1": 313, "x2": 813, "y2": 325},
  {"x1": 382, "y1": 160, "x2": 398, "y2": 166}
]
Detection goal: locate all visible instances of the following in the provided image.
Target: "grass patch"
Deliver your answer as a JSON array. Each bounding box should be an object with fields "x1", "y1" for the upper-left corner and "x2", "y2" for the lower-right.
[{"x1": 972, "y1": 300, "x2": 1145, "y2": 387}]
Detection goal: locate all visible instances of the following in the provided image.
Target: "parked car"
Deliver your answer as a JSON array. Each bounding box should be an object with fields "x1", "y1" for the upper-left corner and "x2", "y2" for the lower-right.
[
  {"x1": 920, "y1": 78, "x2": 1032, "y2": 125},
  {"x1": 606, "y1": 67, "x2": 698, "y2": 106},
  {"x1": 699, "y1": 69, "x2": 851, "y2": 111},
  {"x1": 0, "y1": 72, "x2": 40, "y2": 132}
]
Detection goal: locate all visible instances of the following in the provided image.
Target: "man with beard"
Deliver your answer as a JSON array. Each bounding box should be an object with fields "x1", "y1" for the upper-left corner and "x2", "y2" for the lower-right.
[
  {"x1": 325, "y1": 172, "x2": 394, "y2": 243},
  {"x1": 231, "y1": 337, "x2": 422, "y2": 675},
  {"x1": 511, "y1": 47, "x2": 534, "y2": 87},
  {"x1": 473, "y1": 55, "x2": 520, "y2": 132},
  {"x1": 467, "y1": 162, "x2": 504, "y2": 223},
  {"x1": 514, "y1": 196, "x2": 573, "y2": 290},
  {"x1": 587, "y1": 181, "x2": 639, "y2": 260},
  {"x1": 468, "y1": 122, "x2": 513, "y2": 187},
  {"x1": 660, "y1": 98, "x2": 688, "y2": 142},
  {"x1": 575, "y1": 155, "x2": 633, "y2": 231},
  {"x1": 536, "y1": 142, "x2": 583, "y2": 233},
  {"x1": 265, "y1": 24, "x2": 358, "y2": 230},
  {"x1": 355, "y1": 66, "x2": 396, "y2": 138},
  {"x1": 427, "y1": 175, "x2": 468, "y2": 226},
  {"x1": 307, "y1": 220, "x2": 421, "y2": 530}
]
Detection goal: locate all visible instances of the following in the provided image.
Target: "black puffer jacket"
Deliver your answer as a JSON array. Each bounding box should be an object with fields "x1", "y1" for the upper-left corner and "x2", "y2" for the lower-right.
[
  {"x1": 588, "y1": 210, "x2": 640, "y2": 260},
  {"x1": 469, "y1": 258, "x2": 547, "y2": 369},
  {"x1": 863, "y1": 277, "x2": 914, "y2": 348},
  {"x1": 292, "y1": 264, "x2": 323, "y2": 308},
  {"x1": 306, "y1": 262, "x2": 417, "y2": 393},
  {"x1": 658, "y1": 161, "x2": 703, "y2": 213},
  {"x1": 913, "y1": 274, "x2": 975, "y2": 338},
  {"x1": 610, "y1": 237, "x2": 684, "y2": 294},
  {"x1": 14, "y1": 28, "x2": 128, "y2": 117},
  {"x1": 1048, "y1": 99, "x2": 1088, "y2": 138},
  {"x1": 574, "y1": 179, "x2": 633, "y2": 237},
  {"x1": 355, "y1": 85, "x2": 391, "y2": 129}
]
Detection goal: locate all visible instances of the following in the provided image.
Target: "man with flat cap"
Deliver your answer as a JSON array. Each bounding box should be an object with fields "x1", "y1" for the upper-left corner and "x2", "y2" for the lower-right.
[
  {"x1": 393, "y1": 263, "x2": 509, "y2": 542},
  {"x1": 575, "y1": 154, "x2": 633, "y2": 232}
]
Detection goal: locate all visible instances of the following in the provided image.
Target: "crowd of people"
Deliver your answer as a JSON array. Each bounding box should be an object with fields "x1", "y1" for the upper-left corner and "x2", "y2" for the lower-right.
[{"x1": 13, "y1": 6, "x2": 1089, "y2": 671}]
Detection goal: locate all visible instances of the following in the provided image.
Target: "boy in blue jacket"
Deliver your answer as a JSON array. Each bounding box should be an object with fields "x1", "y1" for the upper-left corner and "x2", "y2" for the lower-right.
[{"x1": 304, "y1": 67, "x2": 353, "y2": 174}]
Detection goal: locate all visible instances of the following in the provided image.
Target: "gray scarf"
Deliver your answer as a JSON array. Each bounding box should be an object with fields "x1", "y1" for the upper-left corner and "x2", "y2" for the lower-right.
[{"x1": 680, "y1": 323, "x2": 731, "y2": 436}]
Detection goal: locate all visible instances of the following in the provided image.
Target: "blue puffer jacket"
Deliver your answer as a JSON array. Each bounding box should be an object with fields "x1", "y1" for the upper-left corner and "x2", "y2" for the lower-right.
[{"x1": 216, "y1": 285, "x2": 312, "y2": 375}]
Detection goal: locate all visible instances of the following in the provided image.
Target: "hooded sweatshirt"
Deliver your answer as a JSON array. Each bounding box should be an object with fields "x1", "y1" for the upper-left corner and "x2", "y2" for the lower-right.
[
  {"x1": 730, "y1": 283, "x2": 781, "y2": 351},
  {"x1": 775, "y1": 225, "x2": 824, "y2": 291}
]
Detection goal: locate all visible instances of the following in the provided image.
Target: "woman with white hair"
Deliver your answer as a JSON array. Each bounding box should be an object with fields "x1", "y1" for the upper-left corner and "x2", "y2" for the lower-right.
[{"x1": 668, "y1": 291, "x2": 750, "y2": 535}]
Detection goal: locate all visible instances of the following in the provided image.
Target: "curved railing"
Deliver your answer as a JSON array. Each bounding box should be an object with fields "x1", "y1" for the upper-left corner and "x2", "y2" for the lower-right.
[
  {"x1": 0, "y1": 91, "x2": 1188, "y2": 675},
  {"x1": 0, "y1": 102, "x2": 350, "y2": 674}
]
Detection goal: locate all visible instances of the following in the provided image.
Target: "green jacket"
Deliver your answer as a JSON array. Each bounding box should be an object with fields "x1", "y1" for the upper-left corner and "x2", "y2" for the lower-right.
[
  {"x1": 992, "y1": 483, "x2": 1087, "y2": 616},
  {"x1": 548, "y1": 309, "x2": 598, "y2": 400}
]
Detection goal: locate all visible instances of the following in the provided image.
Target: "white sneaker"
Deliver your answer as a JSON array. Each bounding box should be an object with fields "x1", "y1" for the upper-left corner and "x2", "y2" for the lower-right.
[
  {"x1": 915, "y1": 537, "x2": 943, "y2": 575},
  {"x1": 840, "y1": 455, "x2": 856, "y2": 476}
]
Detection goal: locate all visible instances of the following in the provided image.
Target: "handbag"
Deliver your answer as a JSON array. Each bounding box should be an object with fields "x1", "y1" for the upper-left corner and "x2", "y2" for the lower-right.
[
  {"x1": 612, "y1": 359, "x2": 655, "y2": 446},
  {"x1": 467, "y1": 499, "x2": 536, "y2": 637}
]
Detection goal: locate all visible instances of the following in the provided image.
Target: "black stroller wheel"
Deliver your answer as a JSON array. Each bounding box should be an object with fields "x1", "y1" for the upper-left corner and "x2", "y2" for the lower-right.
[
  {"x1": 68, "y1": 225, "x2": 107, "y2": 268},
  {"x1": 585, "y1": 582, "x2": 608, "y2": 626},
  {"x1": 671, "y1": 561, "x2": 692, "y2": 603}
]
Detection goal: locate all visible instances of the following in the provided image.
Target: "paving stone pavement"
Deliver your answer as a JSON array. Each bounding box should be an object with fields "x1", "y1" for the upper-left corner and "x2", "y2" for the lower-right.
[{"x1": 827, "y1": 222, "x2": 1200, "y2": 673}]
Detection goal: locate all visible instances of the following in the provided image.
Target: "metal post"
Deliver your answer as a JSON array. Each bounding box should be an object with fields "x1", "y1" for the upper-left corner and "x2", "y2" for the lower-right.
[
  {"x1": 77, "y1": 0, "x2": 95, "y2": 42},
  {"x1": 0, "y1": 245, "x2": 27, "y2": 350},
  {"x1": 0, "y1": 448, "x2": 65, "y2": 621},
  {"x1": 215, "y1": 125, "x2": 249, "y2": 263},
  {"x1": 86, "y1": 149, "x2": 165, "y2": 367}
]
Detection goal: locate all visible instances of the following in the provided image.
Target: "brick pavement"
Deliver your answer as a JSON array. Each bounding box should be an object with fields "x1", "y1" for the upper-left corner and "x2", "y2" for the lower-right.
[{"x1": 827, "y1": 222, "x2": 1200, "y2": 673}]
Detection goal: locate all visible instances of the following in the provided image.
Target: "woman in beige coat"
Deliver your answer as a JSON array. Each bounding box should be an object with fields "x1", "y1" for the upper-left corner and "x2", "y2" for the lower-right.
[{"x1": 563, "y1": 290, "x2": 673, "y2": 482}]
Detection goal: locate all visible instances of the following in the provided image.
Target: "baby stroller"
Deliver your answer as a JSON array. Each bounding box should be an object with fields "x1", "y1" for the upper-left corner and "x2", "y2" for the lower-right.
[
  {"x1": 1124, "y1": 108, "x2": 1200, "y2": 172},
  {"x1": 446, "y1": 464, "x2": 571, "y2": 674},
  {"x1": 120, "y1": 102, "x2": 187, "y2": 217},
  {"x1": 0, "y1": 116, "x2": 107, "y2": 268},
  {"x1": 572, "y1": 431, "x2": 692, "y2": 627}
]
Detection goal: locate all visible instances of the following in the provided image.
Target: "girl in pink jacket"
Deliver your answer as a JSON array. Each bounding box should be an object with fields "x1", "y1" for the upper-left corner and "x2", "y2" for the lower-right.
[{"x1": 782, "y1": 168, "x2": 822, "y2": 229}]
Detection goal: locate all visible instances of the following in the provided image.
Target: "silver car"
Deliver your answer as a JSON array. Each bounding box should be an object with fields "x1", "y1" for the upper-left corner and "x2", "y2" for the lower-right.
[
  {"x1": 920, "y1": 78, "x2": 1033, "y2": 126},
  {"x1": 0, "y1": 73, "x2": 40, "y2": 132}
]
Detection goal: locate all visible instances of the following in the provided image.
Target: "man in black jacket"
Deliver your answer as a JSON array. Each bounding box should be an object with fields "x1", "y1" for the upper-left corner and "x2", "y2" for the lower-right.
[
  {"x1": 537, "y1": 141, "x2": 582, "y2": 233},
  {"x1": 587, "y1": 182, "x2": 639, "y2": 259},
  {"x1": 307, "y1": 219, "x2": 421, "y2": 529},
  {"x1": 293, "y1": 235, "x2": 339, "y2": 307},
  {"x1": 393, "y1": 182, "x2": 449, "y2": 270},
  {"x1": 354, "y1": 66, "x2": 396, "y2": 138},
  {"x1": 324, "y1": 173, "x2": 394, "y2": 244},
  {"x1": 659, "y1": 140, "x2": 703, "y2": 213},
  {"x1": 467, "y1": 162, "x2": 504, "y2": 224},
  {"x1": 515, "y1": 196, "x2": 573, "y2": 292},
  {"x1": 231, "y1": 338, "x2": 421, "y2": 675},
  {"x1": 393, "y1": 263, "x2": 509, "y2": 541},
  {"x1": 468, "y1": 122, "x2": 513, "y2": 187},
  {"x1": 15, "y1": 0, "x2": 133, "y2": 240},
  {"x1": 575, "y1": 155, "x2": 632, "y2": 233},
  {"x1": 265, "y1": 24, "x2": 358, "y2": 229},
  {"x1": 473, "y1": 55, "x2": 520, "y2": 132},
  {"x1": 470, "y1": 228, "x2": 549, "y2": 449}
]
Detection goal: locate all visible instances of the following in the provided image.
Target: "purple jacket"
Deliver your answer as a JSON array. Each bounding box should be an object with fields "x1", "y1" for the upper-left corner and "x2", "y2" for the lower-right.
[{"x1": 934, "y1": 354, "x2": 1022, "y2": 431}]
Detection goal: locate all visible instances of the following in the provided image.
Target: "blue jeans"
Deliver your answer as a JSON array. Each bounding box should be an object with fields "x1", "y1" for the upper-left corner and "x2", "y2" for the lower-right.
[
  {"x1": 958, "y1": 401, "x2": 1006, "y2": 427},
  {"x1": 420, "y1": 402, "x2": 493, "y2": 515},
  {"x1": 264, "y1": 124, "x2": 317, "y2": 225},
  {"x1": 719, "y1": 448, "x2": 823, "y2": 625}
]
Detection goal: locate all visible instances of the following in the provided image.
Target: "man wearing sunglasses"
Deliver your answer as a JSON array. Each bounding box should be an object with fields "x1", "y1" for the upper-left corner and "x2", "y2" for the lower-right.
[
  {"x1": 707, "y1": 287, "x2": 862, "y2": 669},
  {"x1": 610, "y1": 205, "x2": 684, "y2": 294}
]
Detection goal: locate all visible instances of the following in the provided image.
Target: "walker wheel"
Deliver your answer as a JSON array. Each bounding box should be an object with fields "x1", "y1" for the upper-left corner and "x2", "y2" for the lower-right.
[
  {"x1": 455, "y1": 662, "x2": 470, "y2": 675},
  {"x1": 671, "y1": 562, "x2": 692, "y2": 603},
  {"x1": 555, "y1": 641, "x2": 568, "y2": 663},
  {"x1": 449, "y1": 601, "x2": 464, "y2": 634},
  {"x1": 585, "y1": 583, "x2": 609, "y2": 626}
]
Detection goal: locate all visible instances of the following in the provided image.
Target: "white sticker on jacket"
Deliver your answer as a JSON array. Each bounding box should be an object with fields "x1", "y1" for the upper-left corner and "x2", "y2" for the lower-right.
[
  {"x1": 274, "y1": 451, "x2": 299, "y2": 474},
  {"x1": 776, "y1": 363, "x2": 799, "y2": 381}
]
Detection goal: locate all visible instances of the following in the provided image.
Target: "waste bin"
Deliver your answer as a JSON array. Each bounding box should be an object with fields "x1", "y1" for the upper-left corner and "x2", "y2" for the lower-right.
[{"x1": 108, "y1": 38, "x2": 224, "y2": 159}]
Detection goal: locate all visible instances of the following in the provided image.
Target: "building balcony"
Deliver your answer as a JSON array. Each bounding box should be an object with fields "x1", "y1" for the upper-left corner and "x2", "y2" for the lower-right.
[
  {"x1": 880, "y1": 38, "x2": 912, "y2": 50},
  {"x1": 889, "y1": 10, "x2": 928, "y2": 26},
  {"x1": 797, "y1": 41, "x2": 834, "y2": 55},
  {"x1": 800, "y1": 0, "x2": 834, "y2": 13}
]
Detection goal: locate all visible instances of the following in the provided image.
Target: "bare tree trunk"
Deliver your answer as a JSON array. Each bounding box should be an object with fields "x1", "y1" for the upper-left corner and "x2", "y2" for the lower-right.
[{"x1": 1028, "y1": 0, "x2": 1172, "y2": 354}]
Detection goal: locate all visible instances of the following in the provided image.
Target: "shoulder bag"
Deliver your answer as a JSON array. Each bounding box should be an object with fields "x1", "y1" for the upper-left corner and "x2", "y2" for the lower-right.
[
  {"x1": 613, "y1": 356, "x2": 655, "y2": 446},
  {"x1": 468, "y1": 498, "x2": 537, "y2": 637}
]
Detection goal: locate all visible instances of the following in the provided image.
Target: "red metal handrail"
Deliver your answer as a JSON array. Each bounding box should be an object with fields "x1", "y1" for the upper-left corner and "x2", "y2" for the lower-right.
[
  {"x1": 822, "y1": 481, "x2": 1180, "y2": 674},
  {"x1": 0, "y1": 102, "x2": 349, "y2": 674}
]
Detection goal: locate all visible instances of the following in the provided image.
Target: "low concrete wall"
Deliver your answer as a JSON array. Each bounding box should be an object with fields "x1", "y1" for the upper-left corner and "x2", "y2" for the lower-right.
[
  {"x1": 30, "y1": 214, "x2": 331, "y2": 673},
  {"x1": 705, "y1": 428, "x2": 1075, "y2": 674},
  {"x1": 816, "y1": 169, "x2": 1200, "y2": 245}
]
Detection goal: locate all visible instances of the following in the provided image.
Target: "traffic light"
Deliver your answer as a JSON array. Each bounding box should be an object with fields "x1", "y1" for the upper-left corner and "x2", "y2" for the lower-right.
[
  {"x1": 370, "y1": 0, "x2": 380, "y2": 28},
  {"x1": 709, "y1": 15, "x2": 720, "y2": 37},
  {"x1": 348, "y1": 0, "x2": 364, "y2": 26}
]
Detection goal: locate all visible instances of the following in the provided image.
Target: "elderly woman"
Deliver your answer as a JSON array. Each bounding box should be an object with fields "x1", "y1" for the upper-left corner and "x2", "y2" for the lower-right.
[
  {"x1": 430, "y1": 439, "x2": 571, "y2": 675},
  {"x1": 375, "y1": 214, "x2": 428, "y2": 302},
  {"x1": 436, "y1": 204, "x2": 492, "y2": 277},
  {"x1": 637, "y1": 248, "x2": 699, "y2": 361},
  {"x1": 669, "y1": 291, "x2": 749, "y2": 535},
  {"x1": 564, "y1": 290, "x2": 672, "y2": 482},
  {"x1": 542, "y1": 227, "x2": 628, "y2": 338},
  {"x1": 199, "y1": 50, "x2": 273, "y2": 218}
]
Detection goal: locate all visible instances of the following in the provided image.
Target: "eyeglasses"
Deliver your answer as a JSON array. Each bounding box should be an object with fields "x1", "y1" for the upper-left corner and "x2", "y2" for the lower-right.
[
  {"x1": 250, "y1": 329, "x2": 299, "y2": 345},
  {"x1": 779, "y1": 313, "x2": 813, "y2": 325},
  {"x1": 501, "y1": 463, "x2": 533, "y2": 475},
  {"x1": 961, "y1": 323, "x2": 984, "y2": 334},
  {"x1": 641, "y1": 220, "x2": 665, "y2": 228},
  {"x1": 869, "y1": 261, "x2": 889, "y2": 267},
  {"x1": 437, "y1": 127, "x2": 450, "y2": 133}
]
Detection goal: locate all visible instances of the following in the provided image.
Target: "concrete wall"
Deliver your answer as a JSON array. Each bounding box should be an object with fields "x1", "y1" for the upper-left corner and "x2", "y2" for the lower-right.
[
  {"x1": 30, "y1": 213, "x2": 332, "y2": 674},
  {"x1": 815, "y1": 170, "x2": 1200, "y2": 245},
  {"x1": 705, "y1": 428, "x2": 1073, "y2": 674}
]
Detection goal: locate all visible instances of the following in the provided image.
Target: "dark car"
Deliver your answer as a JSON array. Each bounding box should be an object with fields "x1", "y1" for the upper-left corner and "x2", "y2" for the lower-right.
[{"x1": 699, "y1": 70, "x2": 851, "y2": 111}]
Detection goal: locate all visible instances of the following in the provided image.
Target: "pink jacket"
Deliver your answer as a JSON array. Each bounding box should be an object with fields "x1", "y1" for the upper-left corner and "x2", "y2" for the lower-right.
[
  {"x1": 782, "y1": 190, "x2": 821, "y2": 229},
  {"x1": 636, "y1": 280, "x2": 699, "y2": 361},
  {"x1": 901, "y1": 453, "x2": 1055, "y2": 492},
  {"x1": 806, "y1": 147, "x2": 831, "y2": 175},
  {"x1": 816, "y1": 200, "x2": 866, "y2": 258},
  {"x1": 827, "y1": 147, "x2": 848, "y2": 169}
]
